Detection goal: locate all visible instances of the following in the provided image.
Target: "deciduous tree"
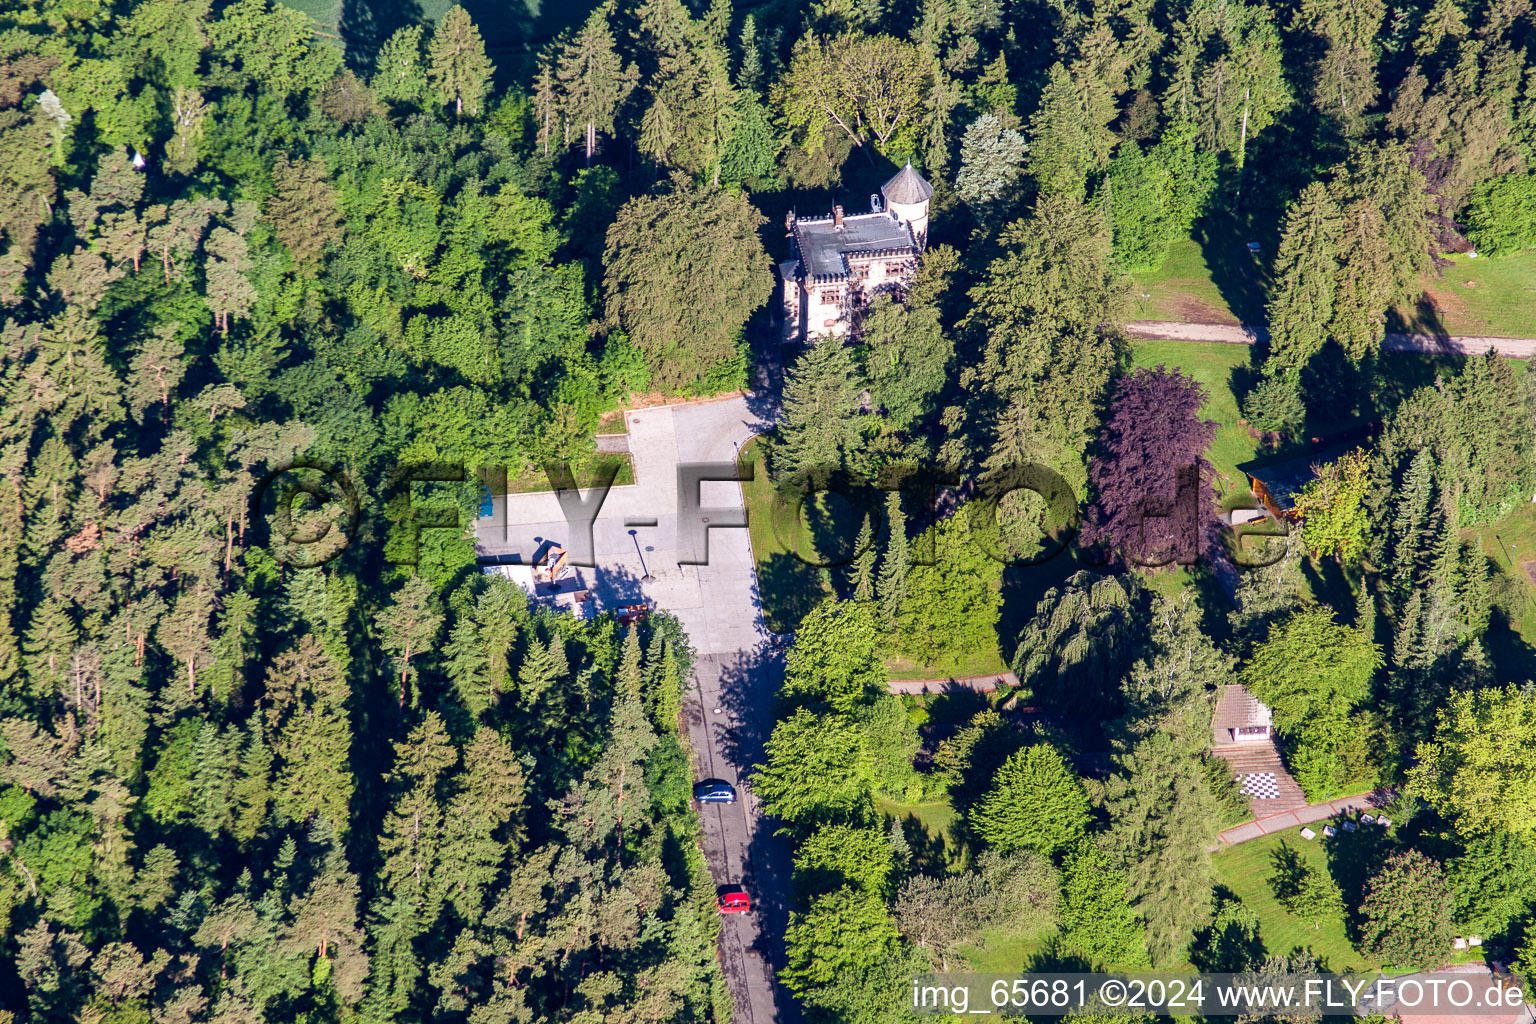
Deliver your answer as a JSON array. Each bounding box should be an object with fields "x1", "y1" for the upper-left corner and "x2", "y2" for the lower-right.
[
  {"x1": 602, "y1": 179, "x2": 771, "y2": 392},
  {"x1": 1410, "y1": 685, "x2": 1536, "y2": 837},
  {"x1": 1359, "y1": 849, "x2": 1454, "y2": 967},
  {"x1": 776, "y1": 31, "x2": 934, "y2": 159},
  {"x1": 1083, "y1": 366, "x2": 1216, "y2": 566},
  {"x1": 969, "y1": 745, "x2": 1090, "y2": 855}
]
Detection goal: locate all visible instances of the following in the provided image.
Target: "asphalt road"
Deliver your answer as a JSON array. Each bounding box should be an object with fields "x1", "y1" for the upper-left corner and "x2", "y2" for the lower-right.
[
  {"x1": 1126, "y1": 320, "x2": 1536, "y2": 357},
  {"x1": 477, "y1": 393, "x2": 800, "y2": 1024}
]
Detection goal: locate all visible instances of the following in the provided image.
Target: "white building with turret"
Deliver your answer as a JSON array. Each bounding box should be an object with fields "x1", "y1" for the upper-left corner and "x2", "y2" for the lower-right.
[{"x1": 778, "y1": 162, "x2": 935, "y2": 342}]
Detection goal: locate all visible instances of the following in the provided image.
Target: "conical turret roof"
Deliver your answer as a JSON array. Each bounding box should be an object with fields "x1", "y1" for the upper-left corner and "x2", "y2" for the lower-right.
[{"x1": 881, "y1": 161, "x2": 934, "y2": 204}]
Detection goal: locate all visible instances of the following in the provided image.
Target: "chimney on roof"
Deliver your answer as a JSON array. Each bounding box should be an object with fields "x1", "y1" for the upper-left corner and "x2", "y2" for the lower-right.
[
  {"x1": 833, "y1": 204, "x2": 844, "y2": 229},
  {"x1": 785, "y1": 210, "x2": 796, "y2": 234}
]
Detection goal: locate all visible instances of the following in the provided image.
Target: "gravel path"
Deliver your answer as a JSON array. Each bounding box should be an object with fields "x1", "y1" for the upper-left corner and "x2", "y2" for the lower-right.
[{"x1": 1126, "y1": 320, "x2": 1536, "y2": 357}]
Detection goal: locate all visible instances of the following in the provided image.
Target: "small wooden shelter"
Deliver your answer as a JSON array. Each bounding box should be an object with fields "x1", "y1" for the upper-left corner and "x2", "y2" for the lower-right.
[{"x1": 1212, "y1": 683, "x2": 1274, "y2": 746}]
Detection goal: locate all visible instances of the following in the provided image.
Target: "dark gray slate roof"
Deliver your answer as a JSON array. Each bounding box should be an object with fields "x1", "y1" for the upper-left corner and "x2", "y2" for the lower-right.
[
  {"x1": 792, "y1": 213, "x2": 916, "y2": 279},
  {"x1": 882, "y1": 162, "x2": 934, "y2": 204},
  {"x1": 1246, "y1": 441, "x2": 1357, "y2": 510}
]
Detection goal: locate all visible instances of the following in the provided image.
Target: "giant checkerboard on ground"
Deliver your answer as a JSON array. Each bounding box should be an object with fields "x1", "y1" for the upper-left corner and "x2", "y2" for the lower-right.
[{"x1": 1239, "y1": 772, "x2": 1280, "y2": 800}]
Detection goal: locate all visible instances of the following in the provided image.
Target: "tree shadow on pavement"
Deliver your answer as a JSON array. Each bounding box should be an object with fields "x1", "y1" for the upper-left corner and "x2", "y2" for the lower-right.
[{"x1": 710, "y1": 643, "x2": 802, "y2": 1020}]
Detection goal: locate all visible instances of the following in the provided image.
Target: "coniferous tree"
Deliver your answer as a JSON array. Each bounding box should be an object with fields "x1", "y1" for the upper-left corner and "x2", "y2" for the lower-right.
[
  {"x1": 962, "y1": 195, "x2": 1129, "y2": 492},
  {"x1": 736, "y1": 15, "x2": 765, "y2": 94},
  {"x1": 1327, "y1": 144, "x2": 1434, "y2": 358},
  {"x1": 1266, "y1": 182, "x2": 1343, "y2": 370},
  {"x1": 850, "y1": 515, "x2": 876, "y2": 601},
  {"x1": 377, "y1": 713, "x2": 457, "y2": 932},
  {"x1": 1294, "y1": 0, "x2": 1387, "y2": 131},
  {"x1": 969, "y1": 745, "x2": 1090, "y2": 855},
  {"x1": 374, "y1": 577, "x2": 443, "y2": 707},
  {"x1": 443, "y1": 616, "x2": 492, "y2": 719},
  {"x1": 164, "y1": 87, "x2": 205, "y2": 176},
  {"x1": 1026, "y1": 62, "x2": 1115, "y2": 200},
  {"x1": 955, "y1": 113, "x2": 1028, "y2": 213},
  {"x1": 1161, "y1": 0, "x2": 1289, "y2": 175},
  {"x1": 203, "y1": 227, "x2": 256, "y2": 335},
  {"x1": 157, "y1": 588, "x2": 212, "y2": 696},
  {"x1": 876, "y1": 492, "x2": 909, "y2": 630},
  {"x1": 635, "y1": 0, "x2": 737, "y2": 180},
  {"x1": 284, "y1": 820, "x2": 368, "y2": 1002},
  {"x1": 556, "y1": 5, "x2": 634, "y2": 164},
  {"x1": 427, "y1": 7, "x2": 493, "y2": 116},
  {"x1": 516, "y1": 636, "x2": 559, "y2": 710},
  {"x1": 1015, "y1": 571, "x2": 1146, "y2": 715},
  {"x1": 771, "y1": 340, "x2": 867, "y2": 479},
  {"x1": 373, "y1": 25, "x2": 429, "y2": 106},
  {"x1": 1103, "y1": 728, "x2": 1221, "y2": 964},
  {"x1": 438, "y1": 727, "x2": 525, "y2": 921},
  {"x1": 862, "y1": 294, "x2": 952, "y2": 433},
  {"x1": 617, "y1": 626, "x2": 644, "y2": 700},
  {"x1": 266, "y1": 636, "x2": 353, "y2": 831},
  {"x1": 267, "y1": 155, "x2": 342, "y2": 272}
]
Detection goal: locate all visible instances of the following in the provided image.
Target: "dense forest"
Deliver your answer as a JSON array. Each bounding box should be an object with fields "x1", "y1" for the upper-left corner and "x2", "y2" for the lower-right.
[{"x1": 3, "y1": 0, "x2": 1536, "y2": 1018}]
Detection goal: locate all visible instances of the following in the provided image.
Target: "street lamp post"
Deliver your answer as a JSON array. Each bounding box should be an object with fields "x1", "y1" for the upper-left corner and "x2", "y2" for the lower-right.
[{"x1": 628, "y1": 529, "x2": 655, "y2": 582}]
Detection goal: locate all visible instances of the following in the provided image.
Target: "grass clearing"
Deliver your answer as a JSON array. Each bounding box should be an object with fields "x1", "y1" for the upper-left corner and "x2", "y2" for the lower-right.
[
  {"x1": 1213, "y1": 833, "x2": 1372, "y2": 972},
  {"x1": 1130, "y1": 339, "x2": 1260, "y2": 496},
  {"x1": 1464, "y1": 501, "x2": 1536, "y2": 669},
  {"x1": 884, "y1": 649, "x2": 1009, "y2": 682},
  {"x1": 876, "y1": 794, "x2": 965, "y2": 874},
  {"x1": 1132, "y1": 237, "x2": 1536, "y2": 338},
  {"x1": 1391, "y1": 251, "x2": 1536, "y2": 338},
  {"x1": 737, "y1": 439, "x2": 832, "y2": 633},
  {"x1": 504, "y1": 454, "x2": 634, "y2": 494},
  {"x1": 1132, "y1": 238, "x2": 1256, "y2": 324},
  {"x1": 595, "y1": 409, "x2": 629, "y2": 434},
  {"x1": 957, "y1": 926, "x2": 1053, "y2": 974}
]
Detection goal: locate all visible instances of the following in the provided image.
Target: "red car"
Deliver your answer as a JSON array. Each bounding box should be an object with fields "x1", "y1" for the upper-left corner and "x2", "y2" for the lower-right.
[{"x1": 717, "y1": 888, "x2": 751, "y2": 914}]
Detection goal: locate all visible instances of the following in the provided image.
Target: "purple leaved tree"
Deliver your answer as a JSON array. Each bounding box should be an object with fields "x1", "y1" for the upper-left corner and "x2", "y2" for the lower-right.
[{"x1": 1083, "y1": 366, "x2": 1218, "y2": 567}]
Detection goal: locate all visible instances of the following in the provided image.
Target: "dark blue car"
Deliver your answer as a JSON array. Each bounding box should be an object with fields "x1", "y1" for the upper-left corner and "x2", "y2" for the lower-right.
[{"x1": 693, "y1": 780, "x2": 737, "y2": 804}]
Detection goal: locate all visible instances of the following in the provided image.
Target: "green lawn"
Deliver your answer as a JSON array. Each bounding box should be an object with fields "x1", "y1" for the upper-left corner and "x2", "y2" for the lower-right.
[
  {"x1": 737, "y1": 439, "x2": 833, "y2": 634},
  {"x1": 504, "y1": 453, "x2": 634, "y2": 494},
  {"x1": 739, "y1": 441, "x2": 1009, "y2": 669},
  {"x1": 875, "y1": 794, "x2": 965, "y2": 874},
  {"x1": 885, "y1": 650, "x2": 1009, "y2": 682},
  {"x1": 1464, "y1": 500, "x2": 1536, "y2": 667},
  {"x1": 1390, "y1": 251, "x2": 1536, "y2": 338},
  {"x1": 1212, "y1": 833, "x2": 1372, "y2": 972},
  {"x1": 1131, "y1": 238, "x2": 1257, "y2": 325},
  {"x1": 1132, "y1": 238, "x2": 1536, "y2": 338},
  {"x1": 1130, "y1": 339, "x2": 1260, "y2": 497},
  {"x1": 957, "y1": 926, "x2": 1053, "y2": 973}
]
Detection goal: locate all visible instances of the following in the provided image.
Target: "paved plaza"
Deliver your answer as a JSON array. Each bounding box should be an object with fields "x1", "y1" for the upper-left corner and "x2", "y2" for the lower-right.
[
  {"x1": 475, "y1": 395, "x2": 768, "y2": 655},
  {"x1": 475, "y1": 393, "x2": 799, "y2": 1024}
]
